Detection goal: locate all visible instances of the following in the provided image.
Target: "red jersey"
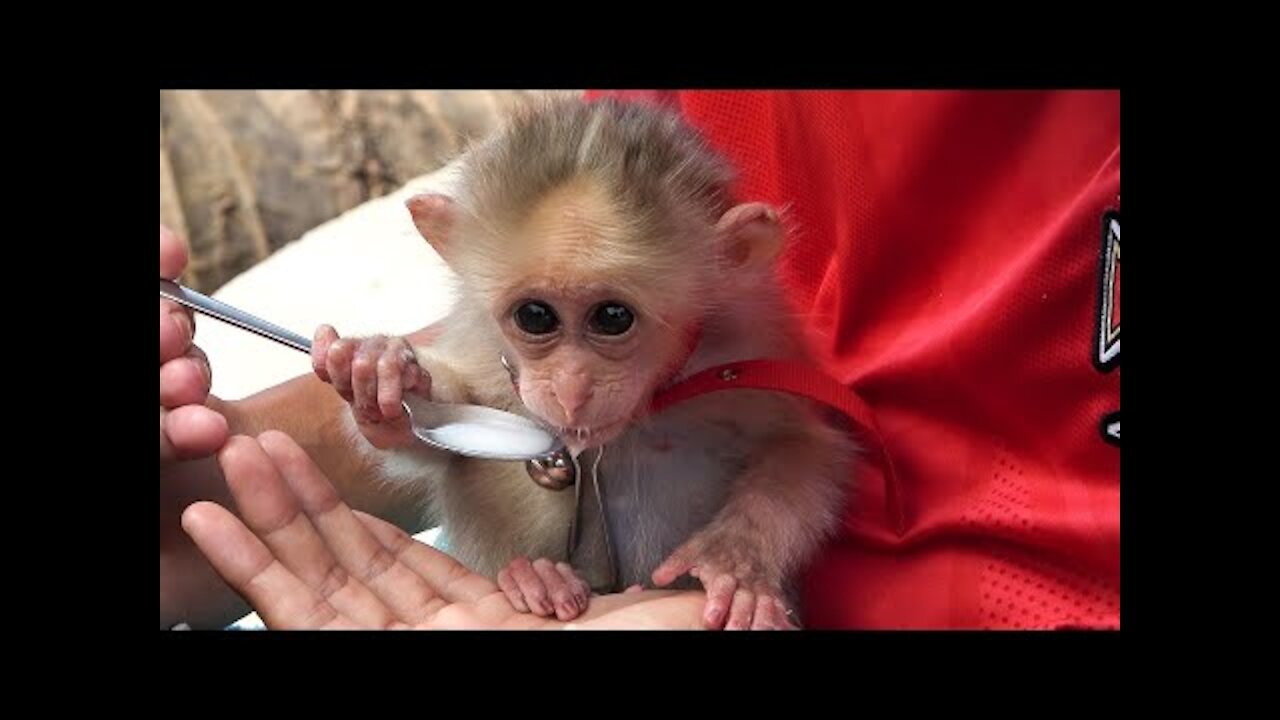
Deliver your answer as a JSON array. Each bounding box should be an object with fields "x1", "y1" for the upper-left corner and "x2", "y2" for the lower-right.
[{"x1": 586, "y1": 90, "x2": 1120, "y2": 629}]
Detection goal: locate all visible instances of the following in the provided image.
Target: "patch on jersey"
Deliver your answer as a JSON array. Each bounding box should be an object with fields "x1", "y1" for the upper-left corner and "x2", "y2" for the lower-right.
[
  {"x1": 1093, "y1": 209, "x2": 1119, "y2": 448},
  {"x1": 1094, "y1": 211, "x2": 1120, "y2": 372},
  {"x1": 1100, "y1": 411, "x2": 1119, "y2": 446}
]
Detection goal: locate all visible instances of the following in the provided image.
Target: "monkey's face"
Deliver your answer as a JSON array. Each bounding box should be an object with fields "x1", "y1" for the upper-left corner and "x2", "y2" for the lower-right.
[
  {"x1": 404, "y1": 169, "x2": 780, "y2": 455},
  {"x1": 495, "y1": 282, "x2": 694, "y2": 454}
]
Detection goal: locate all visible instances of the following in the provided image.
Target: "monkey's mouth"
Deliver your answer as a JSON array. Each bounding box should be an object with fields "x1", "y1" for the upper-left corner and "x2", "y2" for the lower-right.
[{"x1": 555, "y1": 418, "x2": 629, "y2": 453}]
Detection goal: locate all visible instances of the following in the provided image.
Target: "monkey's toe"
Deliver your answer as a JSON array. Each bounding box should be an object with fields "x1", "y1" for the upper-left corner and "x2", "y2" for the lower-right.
[
  {"x1": 751, "y1": 596, "x2": 799, "y2": 630},
  {"x1": 499, "y1": 557, "x2": 559, "y2": 617}
]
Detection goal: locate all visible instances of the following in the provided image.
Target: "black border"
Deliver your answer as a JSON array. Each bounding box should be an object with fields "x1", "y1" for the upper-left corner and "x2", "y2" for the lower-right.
[
  {"x1": 158, "y1": 26, "x2": 1121, "y2": 92},
  {"x1": 148, "y1": 48, "x2": 1123, "y2": 664}
]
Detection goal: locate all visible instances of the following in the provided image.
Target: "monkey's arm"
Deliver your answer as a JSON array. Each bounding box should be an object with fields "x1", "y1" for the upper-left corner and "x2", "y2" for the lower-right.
[{"x1": 652, "y1": 418, "x2": 852, "y2": 628}]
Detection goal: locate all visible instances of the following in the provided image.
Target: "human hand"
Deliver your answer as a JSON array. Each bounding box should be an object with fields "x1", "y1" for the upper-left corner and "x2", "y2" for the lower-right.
[
  {"x1": 182, "y1": 430, "x2": 707, "y2": 629},
  {"x1": 160, "y1": 224, "x2": 228, "y2": 464},
  {"x1": 161, "y1": 224, "x2": 244, "y2": 629}
]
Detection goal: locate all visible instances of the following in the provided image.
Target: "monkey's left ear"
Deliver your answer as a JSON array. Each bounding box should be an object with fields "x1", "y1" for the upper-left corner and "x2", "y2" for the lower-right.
[
  {"x1": 715, "y1": 203, "x2": 784, "y2": 269},
  {"x1": 406, "y1": 193, "x2": 458, "y2": 262}
]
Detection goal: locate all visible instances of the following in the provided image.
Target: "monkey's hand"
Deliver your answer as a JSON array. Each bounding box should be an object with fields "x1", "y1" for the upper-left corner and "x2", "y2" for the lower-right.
[
  {"x1": 496, "y1": 557, "x2": 592, "y2": 621},
  {"x1": 652, "y1": 527, "x2": 799, "y2": 630},
  {"x1": 311, "y1": 325, "x2": 429, "y2": 450}
]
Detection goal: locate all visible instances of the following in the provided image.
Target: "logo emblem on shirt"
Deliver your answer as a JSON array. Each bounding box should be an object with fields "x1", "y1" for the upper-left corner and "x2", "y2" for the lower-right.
[
  {"x1": 1095, "y1": 211, "x2": 1120, "y2": 372},
  {"x1": 1100, "y1": 411, "x2": 1119, "y2": 447},
  {"x1": 1095, "y1": 210, "x2": 1119, "y2": 447}
]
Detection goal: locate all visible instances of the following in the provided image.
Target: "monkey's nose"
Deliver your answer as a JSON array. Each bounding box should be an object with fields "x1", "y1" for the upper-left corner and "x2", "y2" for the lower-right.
[{"x1": 555, "y1": 389, "x2": 593, "y2": 424}]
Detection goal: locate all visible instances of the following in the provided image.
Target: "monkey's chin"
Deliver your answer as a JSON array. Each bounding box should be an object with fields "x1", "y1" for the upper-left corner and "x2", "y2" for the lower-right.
[{"x1": 557, "y1": 418, "x2": 630, "y2": 457}]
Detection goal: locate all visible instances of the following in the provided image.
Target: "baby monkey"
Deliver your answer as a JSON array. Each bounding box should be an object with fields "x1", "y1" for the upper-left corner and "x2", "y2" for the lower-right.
[{"x1": 312, "y1": 97, "x2": 856, "y2": 630}]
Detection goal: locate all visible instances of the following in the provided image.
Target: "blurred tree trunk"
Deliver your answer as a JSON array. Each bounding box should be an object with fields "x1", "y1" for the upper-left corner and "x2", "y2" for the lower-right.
[{"x1": 159, "y1": 90, "x2": 574, "y2": 292}]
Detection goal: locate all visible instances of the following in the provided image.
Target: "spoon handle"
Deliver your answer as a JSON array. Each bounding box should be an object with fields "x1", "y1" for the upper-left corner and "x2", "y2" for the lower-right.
[
  {"x1": 159, "y1": 277, "x2": 568, "y2": 468},
  {"x1": 160, "y1": 278, "x2": 313, "y2": 354}
]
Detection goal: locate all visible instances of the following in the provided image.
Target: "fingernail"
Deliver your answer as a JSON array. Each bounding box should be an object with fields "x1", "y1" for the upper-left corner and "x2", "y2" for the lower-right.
[
  {"x1": 198, "y1": 353, "x2": 212, "y2": 387},
  {"x1": 170, "y1": 310, "x2": 192, "y2": 343}
]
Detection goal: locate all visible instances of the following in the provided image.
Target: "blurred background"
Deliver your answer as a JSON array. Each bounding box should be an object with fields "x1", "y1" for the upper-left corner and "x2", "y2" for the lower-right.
[
  {"x1": 160, "y1": 90, "x2": 576, "y2": 294},
  {"x1": 160, "y1": 90, "x2": 580, "y2": 401}
]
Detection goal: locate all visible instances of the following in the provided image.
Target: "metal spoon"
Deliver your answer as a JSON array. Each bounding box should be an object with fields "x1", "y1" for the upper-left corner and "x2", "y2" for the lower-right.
[{"x1": 159, "y1": 278, "x2": 569, "y2": 465}]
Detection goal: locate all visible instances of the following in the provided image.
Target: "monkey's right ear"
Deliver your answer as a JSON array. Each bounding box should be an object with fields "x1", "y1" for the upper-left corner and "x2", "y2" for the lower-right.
[
  {"x1": 405, "y1": 193, "x2": 457, "y2": 260},
  {"x1": 715, "y1": 202, "x2": 785, "y2": 270}
]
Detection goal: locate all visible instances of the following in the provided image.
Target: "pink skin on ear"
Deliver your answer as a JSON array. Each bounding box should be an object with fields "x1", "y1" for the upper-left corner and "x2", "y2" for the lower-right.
[
  {"x1": 405, "y1": 193, "x2": 457, "y2": 259},
  {"x1": 716, "y1": 203, "x2": 782, "y2": 267}
]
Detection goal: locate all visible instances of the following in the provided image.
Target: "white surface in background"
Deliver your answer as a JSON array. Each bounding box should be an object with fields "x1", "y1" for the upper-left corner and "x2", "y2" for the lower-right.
[
  {"x1": 202, "y1": 162, "x2": 463, "y2": 401},
  {"x1": 202, "y1": 165, "x2": 462, "y2": 629}
]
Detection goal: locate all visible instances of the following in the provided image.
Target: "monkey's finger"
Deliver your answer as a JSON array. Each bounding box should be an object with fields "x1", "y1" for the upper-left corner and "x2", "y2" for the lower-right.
[
  {"x1": 496, "y1": 568, "x2": 530, "y2": 613},
  {"x1": 623, "y1": 584, "x2": 644, "y2": 594},
  {"x1": 353, "y1": 510, "x2": 499, "y2": 603},
  {"x1": 312, "y1": 325, "x2": 340, "y2": 382},
  {"x1": 397, "y1": 341, "x2": 431, "y2": 393},
  {"x1": 533, "y1": 558, "x2": 580, "y2": 621},
  {"x1": 725, "y1": 588, "x2": 756, "y2": 630},
  {"x1": 325, "y1": 338, "x2": 357, "y2": 402},
  {"x1": 351, "y1": 337, "x2": 388, "y2": 423},
  {"x1": 750, "y1": 595, "x2": 779, "y2": 630},
  {"x1": 702, "y1": 574, "x2": 738, "y2": 629},
  {"x1": 216, "y1": 435, "x2": 401, "y2": 629},
  {"x1": 376, "y1": 348, "x2": 407, "y2": 421},
  {"x1": 404, "y1": 363, "x2": 434, "y2": 403},
  {"x1": 555, "y1": 562, "x2": 591, "y2": 612},
  {"x1": 651, "y1": 543, "x2": 698, "y2": 587},
  {"x1": 258, "y1": 431, "x2": 451, "y2": 625},
  {"x1": 400, "y1": 363, "x2": 418, "y2": 393},
  {"x1": 773, "y1": 598, "x2": 801, "y2": 630},
  {"x1": 507, "y1": 557, "x2": 553, "y2": 616},
  {"x1": 181, "y1": 501, "x2": 364, "y2": 630}
]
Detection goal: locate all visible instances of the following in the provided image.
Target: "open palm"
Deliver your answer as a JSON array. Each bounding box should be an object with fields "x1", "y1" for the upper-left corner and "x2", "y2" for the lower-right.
[{"x1": 183, "y1": 431, "x2": 707, "y2": 630}]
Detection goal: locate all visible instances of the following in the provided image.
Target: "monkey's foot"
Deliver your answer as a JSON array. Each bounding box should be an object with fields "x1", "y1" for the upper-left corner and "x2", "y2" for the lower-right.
[{"x1": 496, "y1": 557, "x2": 591, "y2": 621}]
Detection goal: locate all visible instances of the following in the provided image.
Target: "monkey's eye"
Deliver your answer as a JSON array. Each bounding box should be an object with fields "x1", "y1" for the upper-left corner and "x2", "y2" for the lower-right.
[
  {"x1": 588, "y1": 302, "x2": 635, "y2": 336},
  {"x1": 514, "y1": 301, "x2": 560, "y2": 335}
]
